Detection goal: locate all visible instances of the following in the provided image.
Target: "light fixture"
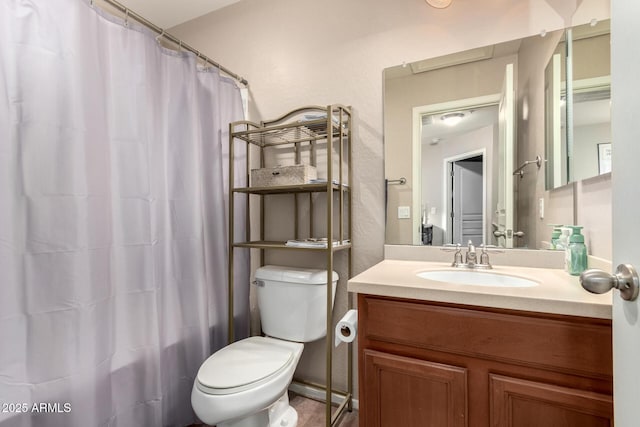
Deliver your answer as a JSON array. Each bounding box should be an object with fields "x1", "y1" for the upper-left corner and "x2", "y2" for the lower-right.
[
  {"x1": 441, "y1": 112, "x2": 465, "y2": 126},
  {"x1": 425, "y1": 0, "x2": 452, "y2": 9}
]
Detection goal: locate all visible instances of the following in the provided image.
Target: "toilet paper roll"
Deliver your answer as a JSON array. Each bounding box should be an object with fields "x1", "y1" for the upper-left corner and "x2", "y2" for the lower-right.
[{"x1": 334, "y1": 309, "x2": 358, "y2": 347}]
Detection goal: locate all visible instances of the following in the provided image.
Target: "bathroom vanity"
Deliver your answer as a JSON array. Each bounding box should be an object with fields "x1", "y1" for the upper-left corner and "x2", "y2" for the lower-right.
[{"x1": 349, "y1": 258, "x2": 613, "y2": 427}]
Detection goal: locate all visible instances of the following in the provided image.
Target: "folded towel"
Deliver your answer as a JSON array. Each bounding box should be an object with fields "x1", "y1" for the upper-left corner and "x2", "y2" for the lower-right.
[
  {"x1": 301, "y1": 113, "x2": 344, "y2": 127},
  {"x1": 308, "y1": 178, "x2": 348, "y2": 187},
  {"x1": 285, "y1": 238, "x2": 350, "y2": 248}
]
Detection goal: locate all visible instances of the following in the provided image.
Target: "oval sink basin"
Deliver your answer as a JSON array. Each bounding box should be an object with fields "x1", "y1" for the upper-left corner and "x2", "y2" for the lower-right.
[{"x1": 416, "y1": 270, "x2": 538, "y2": 288}]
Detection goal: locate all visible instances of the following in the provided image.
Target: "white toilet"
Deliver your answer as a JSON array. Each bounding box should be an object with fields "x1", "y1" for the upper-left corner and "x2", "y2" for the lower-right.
[{"x1": 191, "y1": 265, "x2": 338, "y2": 427}]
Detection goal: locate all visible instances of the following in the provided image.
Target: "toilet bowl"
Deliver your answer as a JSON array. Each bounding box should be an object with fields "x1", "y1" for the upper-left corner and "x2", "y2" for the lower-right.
[
  {"x1": 191, "y1": 336, "x2": 304, "y2": 427},
  {"x1": 191, "y1": 265, "x2": 338, "y2": 427}
]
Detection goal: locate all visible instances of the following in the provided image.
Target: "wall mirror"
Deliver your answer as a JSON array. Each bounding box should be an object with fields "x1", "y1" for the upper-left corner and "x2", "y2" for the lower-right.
[
  {"x1": 384, "y1": 20, "x2": 610, "y2": 250},
  {"x1": 545, "y1": 19, "x2": 611, "y2": 190}
]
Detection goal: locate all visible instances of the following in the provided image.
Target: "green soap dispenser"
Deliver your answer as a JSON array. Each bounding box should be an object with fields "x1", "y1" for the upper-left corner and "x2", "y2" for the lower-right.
[{"x1": 568, "y1": 226, "x2": 588, "y2": 276}]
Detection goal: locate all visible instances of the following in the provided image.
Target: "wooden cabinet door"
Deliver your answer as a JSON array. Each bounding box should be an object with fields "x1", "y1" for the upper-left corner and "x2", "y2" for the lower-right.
[
  {"x1": 362, "y1": 349, "x2": 467, "y2": 427},
  {"x1": 490, "y1": 374, "x2": 613, "y2": 427}
]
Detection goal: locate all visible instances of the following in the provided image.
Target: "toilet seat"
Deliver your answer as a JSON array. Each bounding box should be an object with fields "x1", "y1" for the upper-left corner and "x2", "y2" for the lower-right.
[{"x1": 196, "y1": 336, "x2": 294, "y2": 395}]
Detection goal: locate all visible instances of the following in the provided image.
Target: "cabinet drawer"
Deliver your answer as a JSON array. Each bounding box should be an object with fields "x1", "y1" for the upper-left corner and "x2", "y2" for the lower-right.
[{"x1": 360, "y1": 296, "x2": 612, "y2": 378}]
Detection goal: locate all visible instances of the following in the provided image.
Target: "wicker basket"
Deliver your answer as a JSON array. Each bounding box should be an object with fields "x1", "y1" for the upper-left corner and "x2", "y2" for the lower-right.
[{"x1": 251, "y1": 164, "x2": 317, "y2": 187}]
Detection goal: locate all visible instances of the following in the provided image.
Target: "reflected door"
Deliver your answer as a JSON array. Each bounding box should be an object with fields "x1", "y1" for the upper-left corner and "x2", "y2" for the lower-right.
[
  {"x1": 452, "y1": 159, "x2": 483, "y2": 245},
  {"x1": 496, "y1": 63, "x2": 515, "y2": 248}
]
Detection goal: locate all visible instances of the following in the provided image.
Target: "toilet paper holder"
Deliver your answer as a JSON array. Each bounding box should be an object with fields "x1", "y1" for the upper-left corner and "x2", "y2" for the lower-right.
[{"x1": 335, "y1": 309, "x2": 358, "y2": 347}]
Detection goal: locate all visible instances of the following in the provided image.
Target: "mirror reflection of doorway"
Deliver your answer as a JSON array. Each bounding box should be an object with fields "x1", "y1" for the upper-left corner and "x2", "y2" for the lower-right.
[
  {"x1": 418, "y1": 102, "x2": 498, "y2": 246},
  {"x1": 450, "y1": 155, "x2": 484, "y2": 245},
  {"x1": 412, "y1": 64, "x2": 514, "y2": 247}
]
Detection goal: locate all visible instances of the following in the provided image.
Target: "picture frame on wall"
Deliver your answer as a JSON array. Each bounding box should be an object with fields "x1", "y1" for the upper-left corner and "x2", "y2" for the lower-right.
[{"x1": 598, "y1": 143, "x2": 612, "y2": 175}]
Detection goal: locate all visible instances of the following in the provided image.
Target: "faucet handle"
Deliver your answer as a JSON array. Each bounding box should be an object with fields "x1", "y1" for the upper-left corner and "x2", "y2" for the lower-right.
[
  {"x1": 441, "y1": 244, "x2": 463, "y2": 267},
  {"x1": 478, "y1": 243, "x2": 504, "y2": 269}
]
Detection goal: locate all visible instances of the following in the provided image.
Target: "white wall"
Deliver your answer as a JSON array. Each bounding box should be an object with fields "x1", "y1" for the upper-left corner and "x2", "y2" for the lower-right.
[{"x1": 171, "y1": 0, "x2": 610, "y2": 394}]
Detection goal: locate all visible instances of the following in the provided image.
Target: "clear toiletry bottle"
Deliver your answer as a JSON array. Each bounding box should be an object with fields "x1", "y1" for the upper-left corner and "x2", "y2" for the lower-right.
[
  {"x1": 551, "y1": 228, "x2": 562, "y2": 250},
  {"x1": 559, "y1": 227, "x2": 571, "y2": 249},
  {"x1": 560, "y1": 227, "x2": 572, "y2": 270},
  {"x1": 568, "y1": 226, "x2": 588, "y2": 276}
]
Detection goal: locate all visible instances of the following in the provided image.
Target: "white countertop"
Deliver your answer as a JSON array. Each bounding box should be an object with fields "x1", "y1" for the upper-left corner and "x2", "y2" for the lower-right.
[{"x1": 348, "y1": 259, "x2": 612, "y2": 319}]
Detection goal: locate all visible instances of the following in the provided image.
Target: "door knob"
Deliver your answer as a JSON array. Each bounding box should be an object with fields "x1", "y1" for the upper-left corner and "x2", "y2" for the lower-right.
[{"x1": 579, "y1": 264, "x2": 640, "y2": 301}]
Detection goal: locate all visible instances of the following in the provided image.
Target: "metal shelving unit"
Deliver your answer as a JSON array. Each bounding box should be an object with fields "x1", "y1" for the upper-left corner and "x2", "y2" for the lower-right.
[{"x1": 227, "y1": 105, "x2": 353, "y2": 427}]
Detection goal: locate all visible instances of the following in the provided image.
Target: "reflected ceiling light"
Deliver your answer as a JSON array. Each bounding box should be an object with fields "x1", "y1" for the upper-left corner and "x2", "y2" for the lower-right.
[
  {"x1": 441, "y1": 112, "x2": 465, "y2": 126},
  {"x1": 425, "y1": 0, "x2": 452, "y2": 9}
]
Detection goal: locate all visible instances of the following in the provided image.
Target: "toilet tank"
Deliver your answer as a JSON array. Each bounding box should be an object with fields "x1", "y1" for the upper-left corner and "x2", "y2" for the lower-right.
[{"x1": 254, "y1": 265, "x2": 338, "y2": 342}]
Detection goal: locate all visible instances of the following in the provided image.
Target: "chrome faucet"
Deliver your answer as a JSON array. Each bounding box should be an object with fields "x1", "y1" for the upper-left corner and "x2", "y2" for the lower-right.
[
  {"x1": 442, "y1": 241, "x2": 503, "y2": 269},
  {"x1": 464, "y1": 241, "x2": 477, "y2": 266}
]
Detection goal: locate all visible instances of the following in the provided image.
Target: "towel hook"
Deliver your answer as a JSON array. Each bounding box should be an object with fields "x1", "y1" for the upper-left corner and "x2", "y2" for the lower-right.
[{"x1": 386, "y1": 177, "x2": 407, "y2": 185}]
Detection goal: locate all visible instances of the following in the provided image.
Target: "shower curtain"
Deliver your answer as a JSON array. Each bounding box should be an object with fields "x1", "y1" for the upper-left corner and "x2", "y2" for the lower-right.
[{"x1": 0, "y1": 0, "x2": 250, "y2": 426}]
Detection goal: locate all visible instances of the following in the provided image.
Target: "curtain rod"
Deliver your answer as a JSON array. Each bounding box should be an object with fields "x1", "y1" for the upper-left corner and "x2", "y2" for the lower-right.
[{"x1": 96, "y1": 0, "x2": 248, "y2": 86}]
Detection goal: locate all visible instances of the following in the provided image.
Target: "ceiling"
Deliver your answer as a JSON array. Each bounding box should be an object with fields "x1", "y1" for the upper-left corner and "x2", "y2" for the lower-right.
[
  {"x1": 116, "y1": 0, "x2": 242, "y2": 28},
  {"x1": 422, "y1": 104, "x2": 499, "y2": 145}
]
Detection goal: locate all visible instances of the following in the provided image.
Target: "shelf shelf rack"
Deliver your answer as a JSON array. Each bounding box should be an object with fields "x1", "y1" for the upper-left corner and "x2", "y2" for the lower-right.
[{"x1": 227, "y1": 105, "x2": 353, "y2": 427}]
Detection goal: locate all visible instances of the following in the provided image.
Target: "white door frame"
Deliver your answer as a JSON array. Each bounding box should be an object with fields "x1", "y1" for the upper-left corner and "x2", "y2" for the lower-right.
[
  {"x1": 443, "y1": 149, "x2": 487, "y2": 245},
  {"x1": 412, "y1": 94, "x2": 501, "y2": 245}
]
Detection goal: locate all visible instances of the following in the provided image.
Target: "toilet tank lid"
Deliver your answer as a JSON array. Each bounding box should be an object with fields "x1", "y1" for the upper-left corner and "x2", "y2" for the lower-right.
[{"x1": 255, "y1": 265, "x2": 338, "y2": 285}]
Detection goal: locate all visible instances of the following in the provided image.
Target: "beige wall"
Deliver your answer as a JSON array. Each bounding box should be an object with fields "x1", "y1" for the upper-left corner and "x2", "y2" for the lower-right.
[{"x1": 171, "y1": 0, "x2": 610, "y2": 394}]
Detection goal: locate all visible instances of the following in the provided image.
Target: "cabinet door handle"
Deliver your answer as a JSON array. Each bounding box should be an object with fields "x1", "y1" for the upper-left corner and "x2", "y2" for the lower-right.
[{"x1": 580, "y1": 264, "x2": 640, "y2": 301}]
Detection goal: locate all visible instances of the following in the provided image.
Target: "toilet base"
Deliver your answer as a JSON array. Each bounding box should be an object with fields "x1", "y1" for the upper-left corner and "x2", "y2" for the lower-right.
[
  {"x1": 269, "y1": 393, "x2": 298, "y2": 427},
  {"x1": 217, "y1": 393, "x2": 298, "y2": 427}
]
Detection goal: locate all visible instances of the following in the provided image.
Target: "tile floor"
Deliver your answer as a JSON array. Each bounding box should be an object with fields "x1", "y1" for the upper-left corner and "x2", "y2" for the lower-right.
[
  {"x1": 190, "y1": 392, "x2": 359, "y2": 427},
  {"x1": 289, "y1": 392, "x2": 358, "y2": 427}
]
